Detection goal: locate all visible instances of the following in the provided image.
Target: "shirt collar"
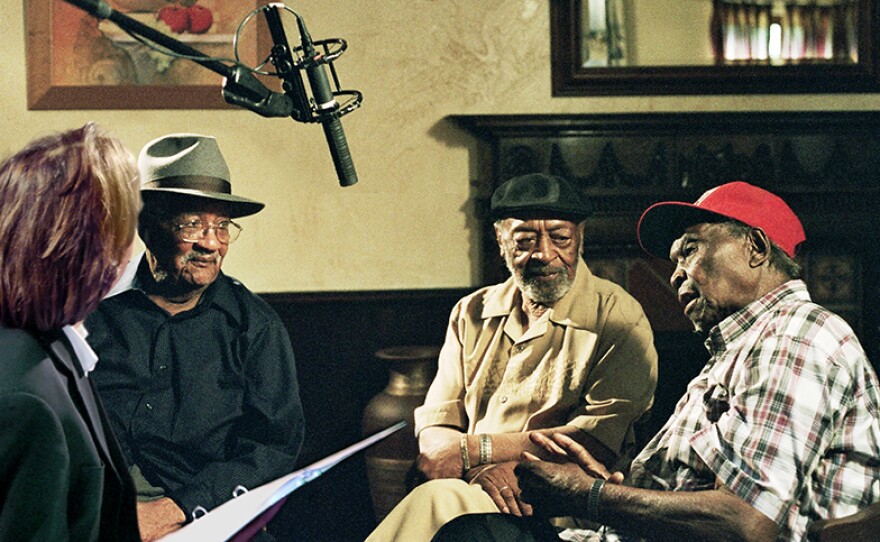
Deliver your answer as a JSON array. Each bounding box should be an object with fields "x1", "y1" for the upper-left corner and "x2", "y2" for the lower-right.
[
  {"x1": 481, "y1": 259, "x2": 594, "y2": 330},
  {"x1": 63, "y1": 323, "x2": 99, "y2": 374},
  {"x1": 707, "y1": 279, "x2": 811, "y2": 353}
]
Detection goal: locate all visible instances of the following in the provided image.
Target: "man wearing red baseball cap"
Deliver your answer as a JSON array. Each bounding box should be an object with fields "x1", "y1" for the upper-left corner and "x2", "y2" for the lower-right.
[
  {"x1": 636, "y1": 180, "x2": 806, "y2": 334},
  {"x1": 637, "y1": 180, "x2": 805, "y2": 261},
  {"x1": 432, "y1": 181, "x2": 880, "y2": 542}
]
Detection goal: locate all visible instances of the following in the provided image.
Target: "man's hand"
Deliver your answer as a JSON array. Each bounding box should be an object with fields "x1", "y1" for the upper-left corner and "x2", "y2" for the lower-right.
[
  {"x1": 416, "y1": 426, "x2": 465, "y2": 479},
  {"x1": 467, "y1": 462, "x2": 533, "y2": 516},
  {"x1": 516, "y1": 433, "x2": 625, "y2": 518},
  {"x1": 526, "y1": 432, "x2": 625, "y2": 483},
  {"x1": 516, "y1": 460, "x2": 596, "y2": 517},
  {"x1": 136, "y1": 497, "x2": 185, "y2": 542},
  {"x1": 520, "y1": 435, "x2": 780, "y2": 541}
]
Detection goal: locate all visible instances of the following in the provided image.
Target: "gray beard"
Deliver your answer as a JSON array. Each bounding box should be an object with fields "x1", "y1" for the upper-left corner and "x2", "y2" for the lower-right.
[{"x1": 507, "y1": 261, "x2": 574, "y2": 305}]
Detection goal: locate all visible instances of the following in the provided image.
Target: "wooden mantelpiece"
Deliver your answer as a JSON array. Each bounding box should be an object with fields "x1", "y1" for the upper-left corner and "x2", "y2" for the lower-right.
[
  {"x1": 452, "y1": 112, "x2": 880, "y2": 245},
  {"x1": 451, "y1": 111, "x2": 880, "y2": 368}
]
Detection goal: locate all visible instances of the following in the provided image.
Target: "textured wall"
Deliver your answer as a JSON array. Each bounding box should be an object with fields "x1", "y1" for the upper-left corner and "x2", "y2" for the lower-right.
[{"x1": 4, "y1": 1, "x2": 880, "y2": 292}]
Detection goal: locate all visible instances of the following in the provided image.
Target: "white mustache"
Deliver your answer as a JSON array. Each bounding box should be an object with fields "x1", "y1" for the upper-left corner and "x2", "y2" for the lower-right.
[
  {"x1": 523, "y1": 265, "x2": 562, "y2": 278},
  {"x1": 182, "y1": 252, "x2": 221, "y2": 265}
]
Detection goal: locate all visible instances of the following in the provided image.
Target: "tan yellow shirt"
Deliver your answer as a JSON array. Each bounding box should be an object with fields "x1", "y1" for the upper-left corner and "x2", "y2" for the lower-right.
[{"x1": 414, "y1": 259, "x2": 658, "y2": 456}]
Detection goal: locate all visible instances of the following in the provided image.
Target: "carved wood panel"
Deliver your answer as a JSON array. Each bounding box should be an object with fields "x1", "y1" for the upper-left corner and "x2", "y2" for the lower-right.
[{"x1": 452, "y1": 112, "x2": 880, "y2": 369}]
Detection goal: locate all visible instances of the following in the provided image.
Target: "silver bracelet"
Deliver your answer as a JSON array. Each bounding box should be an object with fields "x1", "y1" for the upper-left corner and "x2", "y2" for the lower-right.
[
  {"x1": 478, "y1": 433, "x2": 493, "y2": 465},
  {"x1": 460, "y1": 433, "x2": 471, "y2": 473},
  {"x1": 586, "y1": 478, "x2": 605, "y2": 521}
]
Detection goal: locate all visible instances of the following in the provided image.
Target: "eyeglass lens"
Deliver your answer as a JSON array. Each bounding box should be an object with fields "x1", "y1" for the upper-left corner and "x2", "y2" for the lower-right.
[{"x1": 176, "y1": 221, "x2": 240, "y2": 244}]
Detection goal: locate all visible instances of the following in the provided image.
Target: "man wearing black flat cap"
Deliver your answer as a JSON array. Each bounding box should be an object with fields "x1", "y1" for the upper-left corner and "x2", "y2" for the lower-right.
[
  {"x1": 431, "y1": 181, "x2": 880, "y2": 542},
  {"x1": 86, "y1": 134, "x2": 304, "y2": 541},
  {"x1": 366, "y1": 173, "x2": 657, "y2": 541}
]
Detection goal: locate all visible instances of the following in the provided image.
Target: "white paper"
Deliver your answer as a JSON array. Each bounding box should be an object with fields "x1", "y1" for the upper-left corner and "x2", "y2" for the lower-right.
[{"x1": 157, "y1": 421, "x2": 406, "y2": 541}]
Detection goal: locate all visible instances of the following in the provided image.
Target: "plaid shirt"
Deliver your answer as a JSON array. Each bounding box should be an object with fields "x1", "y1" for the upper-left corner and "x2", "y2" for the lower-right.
[{"x1": 624, "y1": 279, "x2": 880, "y2": 541}]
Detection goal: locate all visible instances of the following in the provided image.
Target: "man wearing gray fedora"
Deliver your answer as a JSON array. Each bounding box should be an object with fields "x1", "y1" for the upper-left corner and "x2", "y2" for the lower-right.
[{"x1": 86, "y1": 134, "x2": 304, "y2": 541}]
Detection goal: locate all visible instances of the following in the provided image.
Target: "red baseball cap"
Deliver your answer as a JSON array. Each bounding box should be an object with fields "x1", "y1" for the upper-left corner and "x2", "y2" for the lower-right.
[{"x1": 637, "y1": 181, "x2": 806, "y2": 259}]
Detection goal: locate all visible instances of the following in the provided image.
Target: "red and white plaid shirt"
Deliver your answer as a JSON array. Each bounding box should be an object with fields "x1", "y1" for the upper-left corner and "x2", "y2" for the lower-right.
[{"x1": 628, "y1": 280, "x2": 880, "y2": 541}]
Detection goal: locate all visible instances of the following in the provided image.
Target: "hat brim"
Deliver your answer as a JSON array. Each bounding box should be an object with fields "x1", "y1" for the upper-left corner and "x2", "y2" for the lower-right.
[
  {"x1": 141, "y1": 188, "x2": 265, "y2": 218},
  {"x1": 490, "y1": 207, "x2": 592, "y2": 223},
  {"x1": 637, "y1": 202, "x2": 733, "y2": 259}
]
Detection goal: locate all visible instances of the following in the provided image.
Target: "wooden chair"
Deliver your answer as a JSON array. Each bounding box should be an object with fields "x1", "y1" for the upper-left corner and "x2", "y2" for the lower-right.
[{"x1": 807, "y1": 501, "x2": 880, "y2": 542}]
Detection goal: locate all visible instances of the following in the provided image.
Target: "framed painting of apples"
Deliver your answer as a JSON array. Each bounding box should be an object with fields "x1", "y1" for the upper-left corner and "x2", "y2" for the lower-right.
[{"x1": 27, "y1": 0, "x2": 269, "y2": 109}]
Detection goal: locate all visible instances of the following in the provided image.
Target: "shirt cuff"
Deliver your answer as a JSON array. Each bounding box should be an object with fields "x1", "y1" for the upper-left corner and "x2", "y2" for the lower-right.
[
  {"x1": 414, "y1": 400, "x2": 466, "y2": 436},
  {"x1": 167, "y1": 485, "x2": 211, "y2": 524},
  {"x1": 567, "y1": 397, "x2": 646, "y2": 457}
]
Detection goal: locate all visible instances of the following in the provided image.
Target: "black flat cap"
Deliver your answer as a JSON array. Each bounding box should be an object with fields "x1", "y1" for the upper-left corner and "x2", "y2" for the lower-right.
[{"x1": 490, "y1": 173, "x2": 592, "y2": 222}]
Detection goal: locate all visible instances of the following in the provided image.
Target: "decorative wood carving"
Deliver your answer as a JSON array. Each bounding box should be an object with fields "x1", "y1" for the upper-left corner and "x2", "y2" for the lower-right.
[{"x1": 451, "y1": 112, "x2": 880, "y2": 367}]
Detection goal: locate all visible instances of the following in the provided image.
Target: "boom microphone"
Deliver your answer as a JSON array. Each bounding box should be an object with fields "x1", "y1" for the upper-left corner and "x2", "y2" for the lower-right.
[
  {"x1": 297, "y1": 16, "x2": 358, "y2": 187},
  {"x1": 263, "y1": 5, "x2": 358, "y2": 187}
]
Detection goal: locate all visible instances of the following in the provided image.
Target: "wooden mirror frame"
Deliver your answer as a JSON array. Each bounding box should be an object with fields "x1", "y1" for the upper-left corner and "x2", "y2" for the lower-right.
[{"x1": 550, "y1": 0, "x2": 880, "y2": 95}]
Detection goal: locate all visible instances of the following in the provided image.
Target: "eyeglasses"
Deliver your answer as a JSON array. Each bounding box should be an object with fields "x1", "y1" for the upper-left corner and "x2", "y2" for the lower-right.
[{"x1": 172, "y1": 219, "x2": 242, "y2": 244}]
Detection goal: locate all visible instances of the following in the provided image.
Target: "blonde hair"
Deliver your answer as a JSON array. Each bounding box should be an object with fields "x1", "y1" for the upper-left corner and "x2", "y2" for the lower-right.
[{"x1": 0, "y1": 123, "x2": 141, "y2": 330}]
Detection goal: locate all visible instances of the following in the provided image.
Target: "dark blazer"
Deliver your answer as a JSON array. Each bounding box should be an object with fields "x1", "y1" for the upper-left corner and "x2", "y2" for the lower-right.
[{"x1": 0, "y1": 327, "x2": 140, "y2": 541}]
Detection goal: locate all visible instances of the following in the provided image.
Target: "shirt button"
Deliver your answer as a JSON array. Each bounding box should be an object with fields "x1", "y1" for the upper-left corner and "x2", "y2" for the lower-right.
[
  {"x1": 146, "y1": 403, "x2": 153, "y2": 410},
  {"x1": 514, "y1": 345, "x2": 524, "y2": 353},
  {"x1": 158, "y1": 365, "x2": 168, "y2": 371},
  {"x1": 500, "y1": 396, "x2": 508, "y2": 403}
]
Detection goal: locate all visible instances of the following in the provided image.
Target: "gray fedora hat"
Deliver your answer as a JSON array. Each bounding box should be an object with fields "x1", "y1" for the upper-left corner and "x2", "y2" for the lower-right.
[{"x1": 138, "y1": 133, "x2": 264, "y2": 218}]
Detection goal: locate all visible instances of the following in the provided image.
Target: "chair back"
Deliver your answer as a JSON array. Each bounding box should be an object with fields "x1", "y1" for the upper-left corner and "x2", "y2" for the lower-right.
[{"x1": 806, "y1": 501, "x2": 880, "y2": 542}]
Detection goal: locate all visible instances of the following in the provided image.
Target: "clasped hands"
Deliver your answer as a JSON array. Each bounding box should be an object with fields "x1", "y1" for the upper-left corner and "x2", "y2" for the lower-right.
[
  {"x1": 462, "y1": 432, "x2": 626, "y2": 519},
  {"x1": 417, "y1": 428, "x2": 533, "y2": 515},
  {"x1": 514, "y1": 432, "x2": 624, "y2": 518},
  {"x1": 417, "y1": 427, "x2": 623, "y2": 520}
]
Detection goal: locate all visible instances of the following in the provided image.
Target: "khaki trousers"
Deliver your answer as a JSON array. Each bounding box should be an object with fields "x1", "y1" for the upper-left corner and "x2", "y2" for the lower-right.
[{"x1": 365, "y1": 479, "x2": 500, "y2": 542}]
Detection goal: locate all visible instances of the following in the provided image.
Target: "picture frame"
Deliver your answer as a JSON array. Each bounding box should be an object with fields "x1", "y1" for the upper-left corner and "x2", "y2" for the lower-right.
[{"x1": 27, "y1": 0, "x2": 270, "y2": 110}]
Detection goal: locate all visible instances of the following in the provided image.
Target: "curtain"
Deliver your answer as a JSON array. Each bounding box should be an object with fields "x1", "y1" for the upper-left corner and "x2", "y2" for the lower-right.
[
  {"x1": 711, "y1": 0, "x2": 857, "y2": 64},
  {"x1": 581, "y1": 0, "x2": 627, "y2": 67}
]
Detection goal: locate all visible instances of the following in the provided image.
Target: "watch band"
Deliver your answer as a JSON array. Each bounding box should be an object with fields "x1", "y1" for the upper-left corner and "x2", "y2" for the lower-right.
[{"x1": 586, "y1": 478, "x2": 606, "y2": 521}]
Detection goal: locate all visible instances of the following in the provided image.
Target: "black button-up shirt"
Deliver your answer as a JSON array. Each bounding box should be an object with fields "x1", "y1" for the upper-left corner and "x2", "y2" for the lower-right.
[{"x1": 86, "y1": 259, "x2": 304, "y2": 518}]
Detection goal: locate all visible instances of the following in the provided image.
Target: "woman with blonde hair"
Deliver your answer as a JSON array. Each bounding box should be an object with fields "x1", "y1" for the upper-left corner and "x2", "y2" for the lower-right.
[{"x1": 0, "y1": 123, "x2": 142, "y2": 541}]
